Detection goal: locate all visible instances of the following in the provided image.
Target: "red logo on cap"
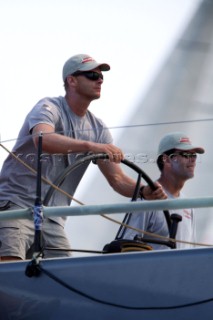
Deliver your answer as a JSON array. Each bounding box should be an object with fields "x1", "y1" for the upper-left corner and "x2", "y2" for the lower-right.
[
  {"x1": 179, "y1": 137, "x2": 191, "y2": 144},
  {"x1": 82, "y1": 57, "x2": 95, "y2": 64}
]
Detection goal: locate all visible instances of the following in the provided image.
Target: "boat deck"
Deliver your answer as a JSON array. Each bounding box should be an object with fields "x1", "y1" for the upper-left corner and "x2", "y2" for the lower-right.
[{"x1": 1, "y1": 247, "x2": 213, "y2": 320}]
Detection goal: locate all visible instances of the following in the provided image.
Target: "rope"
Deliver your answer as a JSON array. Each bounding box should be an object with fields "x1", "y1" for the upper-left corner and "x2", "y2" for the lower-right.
[
  {"x1": 38, "y1": 265, "x2": 213, "y2": 310},
  {"x1": 0, "y1": 143, "x2": 83, "y2": 206},
  {"x1": 101, "y1": 214, "x2": 213, "y2": 247},
  {"x1": 0, "y1": 143, "x2": 212, "y2": 248}
]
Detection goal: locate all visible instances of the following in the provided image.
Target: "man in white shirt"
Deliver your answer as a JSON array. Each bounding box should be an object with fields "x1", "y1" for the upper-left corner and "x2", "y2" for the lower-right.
[{"x1": 122, "y1": 131, "x2": 205, "y2": 250}]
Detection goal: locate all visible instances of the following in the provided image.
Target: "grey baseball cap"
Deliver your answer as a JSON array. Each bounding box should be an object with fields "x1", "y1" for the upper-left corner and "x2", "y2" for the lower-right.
[
  {"x1": 62, "y1": 54, "x2": 110, "y2": 81},
  {"x1": 158, "y1": 132, "x2": 205, "y2": 155}
]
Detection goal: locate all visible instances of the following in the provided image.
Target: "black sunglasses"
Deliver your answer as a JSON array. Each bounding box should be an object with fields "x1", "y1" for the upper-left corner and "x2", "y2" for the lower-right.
[
  {"x1": 72, "y1": 71, "x2": 103, "y2": 81},
  {"x1": 170, "y1": 152, "x2": 197, "y2": 159}
]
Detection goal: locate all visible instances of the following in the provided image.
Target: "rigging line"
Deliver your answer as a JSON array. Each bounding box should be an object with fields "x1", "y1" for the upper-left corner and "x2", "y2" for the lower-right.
[
  {"x1": 1, "y1": 117, "x2": 213, "y2": 144},
  {"x1": 1, "y1": 143, "x2": 212, "y2": 247},
  {"x1": 107, "y1": 117, "x2": 213, "y2": 130},
  {"x1": 0, "y1": 143, "x2": 83, "y2": 206},
  {"x1": 45, "y1": 247, "x2": 104, "y2": 254},
  {"x1": 0, "y1": 130, "x2": 72, "y2": 145},
  {"x1": 101, "y1": 213, "x2": 213, "y2": 247},
  {"x1": 39, "y1": 265, "x2": 213, "y2": 311},
  {"x1": 1, "y1": 142, "x2": 212, "y2": 247}
]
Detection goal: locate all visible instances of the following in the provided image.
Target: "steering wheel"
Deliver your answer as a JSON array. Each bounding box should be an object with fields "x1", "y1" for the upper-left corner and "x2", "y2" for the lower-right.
[
  {"x1": 44, "y1": 153, "x2": 156, "y2": 205},
  {"x1": 43, "y1": 153, "x2": 175, "y2": 248}
]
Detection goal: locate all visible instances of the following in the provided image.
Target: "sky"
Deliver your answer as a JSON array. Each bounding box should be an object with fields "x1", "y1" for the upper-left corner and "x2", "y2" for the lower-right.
[
  {"x1": 0, "y1": 0, "x2": 203, "y2": 254},
  {"x1": 0, "y1": 0, "x2": 201, "y2": 152}
]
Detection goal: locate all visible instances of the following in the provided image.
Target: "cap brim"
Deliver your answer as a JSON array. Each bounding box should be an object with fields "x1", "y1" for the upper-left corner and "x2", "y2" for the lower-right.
[
  {"x1": 79, "y1": 62, "x2": 110, "y2": 72},
  {"x1": 176, "y1": 146, "x2": 205, "y2": 154},
  {"x1": 98, "y1": 63, "x2": 110, "y2": 71}
]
